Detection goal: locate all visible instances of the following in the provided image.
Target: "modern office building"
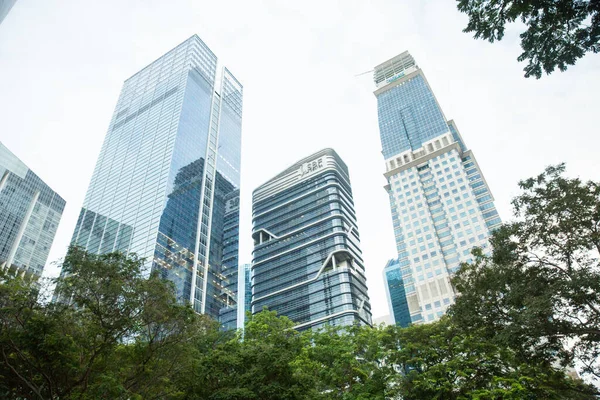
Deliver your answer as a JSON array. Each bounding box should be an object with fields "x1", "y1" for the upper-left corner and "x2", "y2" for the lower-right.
[
  {"x1": 0, "y1": 0, "x2": 17, "y2": 25},
  {"x1": 372, "y1": 314, "x2": 393, "y2": 326},
  {"x1": 374, "y1": 52, "x2": 501, "y2": 325},
  {"x1": 219, "y1": 263, "x2": 251, "y2": 330},
  {"x1": 0, "y1": 142, "x2": 65, "y2": 279},
  {"x1": 68, "y1": 35, "x2": 243, "y2": 321},
  {"x1": 219, "y1": 262, "x2": 251, "y2": 331},
  {"x1": 382, "y1": 258, "x2": 411, "y2": 327},
  {"x1": 251, "y1": 148, "x2": 372, "y2": 331},
  {"x1": 237, "y1": 263, "x2": 252, "y2": 328}
]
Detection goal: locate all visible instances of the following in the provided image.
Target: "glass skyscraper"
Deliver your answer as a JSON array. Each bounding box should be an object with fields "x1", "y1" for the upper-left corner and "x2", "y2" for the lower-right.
[
  {"x1": 251, "y1": 149, "x2": 372, "y2": 331},
  {"x1": 374, "y1": 52, "x2": 501, "y2": 325},
  {"x1": 0, "y1": 0, "x2": 17, "y2": 25},
  {"x1": 0, "y1": 142, "x2": 65, "y2": 279},
  {"x1": 68, "y1": 35, "x2": 243, "y2": 321},
  {"x1": 219, "y1": 262, "x2": 251, "y2": 331},
  {"x1": 382, "y1": 258, "x2": 411, "y2": 328},
  {"x1": 238, "y1": 263, "x2": 252, "y2": 328},
  {"x1": 219, "y1": 263, "x2": 251, "y2": 330}
]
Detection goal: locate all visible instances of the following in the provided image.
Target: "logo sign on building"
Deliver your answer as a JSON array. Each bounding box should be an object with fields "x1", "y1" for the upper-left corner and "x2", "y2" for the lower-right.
[
  {"x1": 386, "y1": 71, "x2": 405, "y2": 84},
  {"x1": 225, "y1": 196, "x2": 240, "y2": 213},
  {"x1": 300, "y1": 157, "x2": 324, "y2": 177}
]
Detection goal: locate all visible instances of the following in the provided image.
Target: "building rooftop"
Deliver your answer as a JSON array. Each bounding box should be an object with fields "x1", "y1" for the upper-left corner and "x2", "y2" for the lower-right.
[
  {"x1": 373, "y1": 51, "x2": 418, "y2": 88},
  {"x1": 253, "y1": 148, "x2": 348, "y2": 195}
]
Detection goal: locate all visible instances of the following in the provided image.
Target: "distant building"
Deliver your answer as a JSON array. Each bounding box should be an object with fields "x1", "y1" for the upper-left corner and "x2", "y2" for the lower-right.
[
  {"x1": 238, "y1": 263, "x2": 252, "y2": 328},
  {"x1": 383, "y1": 258, "x2": 411, "y2": 327},
  {"x1": 219, "y1": 263, "x2": 251, "y2": 331},
  {"x1": 251, "y1": 148, "x2": 372, "y2": 331},
  {"x1": 0, "y1": 0, "x2": 17, "y2": 25},
  {"x1": 66, "y1": 35, "x2": 243, "y2": 323},
  {"x1": 372, "y1": 314, "x2": 393, "y2": 326},
  {"x1": 373, "y1": 52, "x2": 501, "y2": 325},
  {"x1": 0, "y1": 142, "x2": 65, "y2": 279},
  {"x1": 237, "y1": 263, "x2": 252, "y2": 328}
]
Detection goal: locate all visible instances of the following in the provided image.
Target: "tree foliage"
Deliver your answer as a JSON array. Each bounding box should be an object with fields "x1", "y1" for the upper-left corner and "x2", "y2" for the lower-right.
[
  {"x1": 456, "y1": 0, "x2": 600, "y2": 78},
  {"x1": 0, "y1": 247, "x2": 210, "y2": 399},
  {"x1": 1, "y1": 210, "x2": 598, "y2": 400},
  {"x1": 390, "y1": 317, "x2": 596, "y2": 399},
  {"x1": 451, "y1": 164, "x2": 600, "y2": 384},
  {"x1": 294, "y1": 323, "x2": 396, "y2": 400},
  {"x1": 181, "y1": 310, "x2": 312, "y2": 400}
]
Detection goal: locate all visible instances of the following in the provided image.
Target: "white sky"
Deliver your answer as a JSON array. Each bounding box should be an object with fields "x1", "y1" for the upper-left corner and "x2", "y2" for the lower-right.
[{"x1": 0, "y1": 0, "x2": 598, "y2": 319}]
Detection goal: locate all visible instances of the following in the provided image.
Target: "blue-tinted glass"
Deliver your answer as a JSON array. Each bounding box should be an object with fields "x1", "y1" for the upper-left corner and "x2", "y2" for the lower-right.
[
  {"x1": 67, "y1": 35, "x2": 243, "y2": 323},
  {"x1": 384, "y1": 259, "x2": 411, "y2": 327},
  {"x1": 0, "y1": 143, "x2": 66, "y2": 278},
  {"x1": 377, "y1": 74, "x2": 450, "y2": 158},
  {"x1": 375, "y1": 54, "x2": 501, "y2": 325},
  {"x1": 251, "y1": 149, "x2": 372, "y2": 331}
]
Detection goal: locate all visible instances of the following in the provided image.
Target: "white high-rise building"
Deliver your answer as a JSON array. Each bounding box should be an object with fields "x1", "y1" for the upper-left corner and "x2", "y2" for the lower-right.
[{"x1": 374, "y1": 52, "x2": 501, "y2": 325}]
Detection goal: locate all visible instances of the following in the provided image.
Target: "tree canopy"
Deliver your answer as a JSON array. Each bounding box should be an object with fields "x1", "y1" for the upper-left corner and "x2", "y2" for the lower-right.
[
  {"x1": 457, "y1": 0, "x2": 600, "y2": 78},
  {"x1": 0, "y1": 248, "x2": 211, "y2": 399},
  {"x1": 1, "y1": 162, "x2": 599, "y2": 398},
  {"x1": 451, "y1": 163, "x2": 600, "y2": 384}
]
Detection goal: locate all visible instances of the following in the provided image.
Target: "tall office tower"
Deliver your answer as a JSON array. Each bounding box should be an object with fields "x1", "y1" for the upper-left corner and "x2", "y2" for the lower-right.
[
  {"x1": 382, "y1": 258, "x2": 411, "y2": 327},
  {"x1": 69, "y1": 35, "x2": 243, "y2": 321},
  {"x1": 251, "y1": 149, "x2": 372, "y2": 331},
  {"x1": 0, "y1": 142, "x2": 65, "y2": 279},
  {"x1": 0, "y1": 0, "x2": 17, "y2": 25},
  {"x1": 237, "y1": 263, "x2": 252, "y2": 328},
  {"x1": 221, "y1": 263, "x2": 252, "y2": 330},
  {"x1": 374, "y1": 52, "x2": 501, "y2": 325},
  {"x1": 219, "y1": 261, "x2": 251, "y2": 331}
]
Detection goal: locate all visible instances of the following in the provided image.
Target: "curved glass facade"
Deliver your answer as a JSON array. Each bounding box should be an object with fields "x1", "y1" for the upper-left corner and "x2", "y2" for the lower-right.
[{"x1": 251, "y1": 149, "x2": 372, "y2": 331}]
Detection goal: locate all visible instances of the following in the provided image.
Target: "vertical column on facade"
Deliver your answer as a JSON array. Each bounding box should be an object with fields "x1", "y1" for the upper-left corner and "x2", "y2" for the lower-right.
[
  {"x1": 0, "y1": 170, "x2": 10, "y2": 192},
  {"x1": 6, "y1": 190, "x2": 40, "y2": 270},
  {"x1": 0, "y1": 170, "x2": 7, "y2": 270},
  {"x1": 192, "y1": 69, "x2": 223, "y2": 314}
]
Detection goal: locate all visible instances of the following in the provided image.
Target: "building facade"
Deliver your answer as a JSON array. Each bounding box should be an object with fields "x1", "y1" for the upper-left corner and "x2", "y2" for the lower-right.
[
  {"x1": 374, "y1": 52, "x2": 501, "y2": 325},
  {"x1": 251, "y1": 149, "x2": 372, "y2": 331},
  {"x1": 372, "y1": 314, "x2": 393, "y2": 326},
  {"x1": 0, "y1": 0, "x2": 17, "y2": 25},
  {"x1": 237, "y1": 263, "x2": 252, "y2": 328},
  {"x1": 68, "y1": 35, "x2": 243, "y2": 321},
  {"x1": 219, "y1": 262, "x2": 251, "y2": 331},
  {"x1": 382, "y1": 258, "x2": 411, "y2": 327},
  {"x1": 0, "y1": 142, "x2": 65, "y2": 279}
]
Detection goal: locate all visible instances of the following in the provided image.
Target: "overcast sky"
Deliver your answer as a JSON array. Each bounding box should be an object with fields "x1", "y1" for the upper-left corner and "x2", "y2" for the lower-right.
[{"x1": 0, "y1": 0, "x2": 598, "y2": 319}]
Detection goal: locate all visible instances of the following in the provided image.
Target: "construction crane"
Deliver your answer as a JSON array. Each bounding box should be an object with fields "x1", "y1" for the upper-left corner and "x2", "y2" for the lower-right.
[{"x1": 354, "y1": 69, "x2": 373, "y2": 77}]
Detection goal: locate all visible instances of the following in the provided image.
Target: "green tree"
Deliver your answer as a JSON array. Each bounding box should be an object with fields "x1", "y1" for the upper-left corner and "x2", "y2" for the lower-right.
[
  {"x1": 457, "y1": 0, "x2": 600, "y2": 78},
  {"x1": 181, "y1": 309, "x2": 313, "y2": 400},
  {"x1": 0, "y1": 246, "x2": 207, "y2": 399},
  {"x1": 390, "y1": 317, "x2": 597, "y2": 399},
  {"x1": 294, "y1": 323, "x2": 396, "y2": 399},
  {"x1": 451, "y1": 164, "x2": 600, "y2": 384}
]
